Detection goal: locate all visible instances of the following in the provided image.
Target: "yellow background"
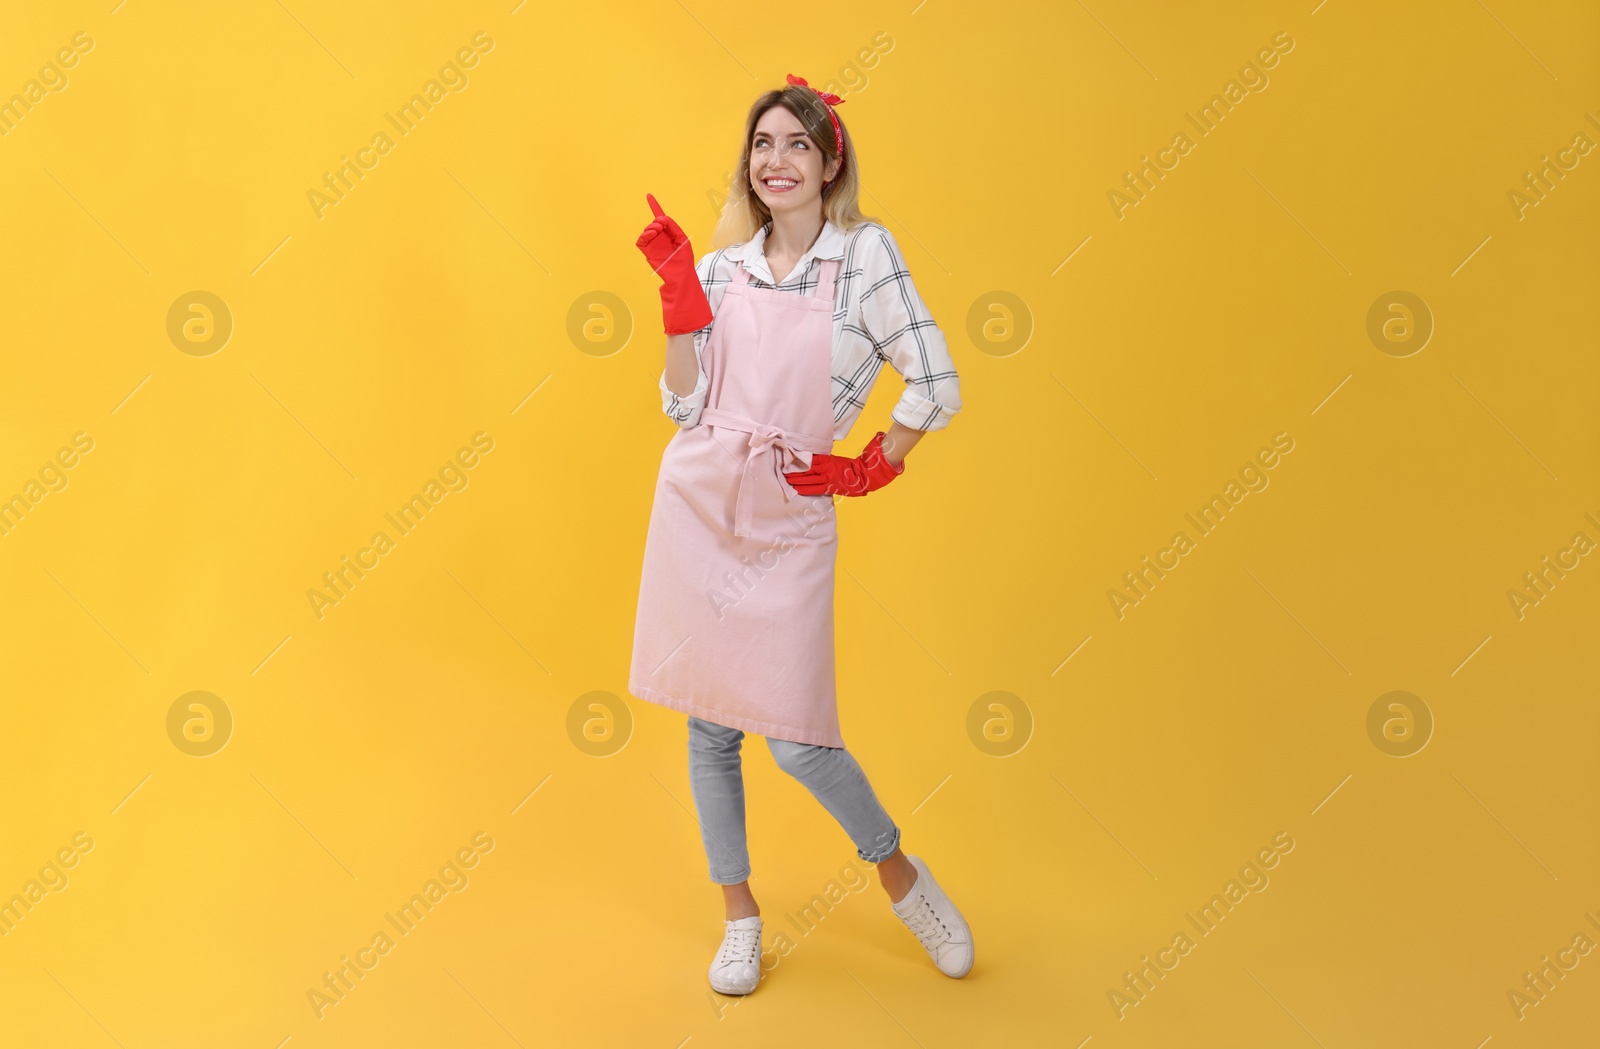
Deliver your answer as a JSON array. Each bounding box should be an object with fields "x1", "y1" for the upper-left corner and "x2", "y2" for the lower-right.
[{"x1": 1, "y1": 0, "x2": 1596, "y2": 1046}]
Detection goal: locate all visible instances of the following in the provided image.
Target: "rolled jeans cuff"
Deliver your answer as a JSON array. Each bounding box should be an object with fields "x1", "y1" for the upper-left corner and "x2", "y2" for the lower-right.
[{"x1": 857, "y1": 824, "x2": 901, "y2": 865}]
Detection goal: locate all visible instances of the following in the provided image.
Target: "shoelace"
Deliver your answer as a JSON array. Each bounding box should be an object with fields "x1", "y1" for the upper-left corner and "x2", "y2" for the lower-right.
[
  {"x1": 901, "y1": 892, "x2": 951, "y2": 949},
  {"x1": 716, "y1": 924, "x2": 761, "y2": 967}
]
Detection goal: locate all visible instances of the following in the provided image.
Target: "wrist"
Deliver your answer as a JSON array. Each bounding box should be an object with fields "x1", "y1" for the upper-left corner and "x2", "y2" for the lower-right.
[
  {"x1": 660, "y1": 283, "x2": 712, "y2": 334},
  {"x1": 870, "y1": 431, "x2": 905, "y2": 471}
]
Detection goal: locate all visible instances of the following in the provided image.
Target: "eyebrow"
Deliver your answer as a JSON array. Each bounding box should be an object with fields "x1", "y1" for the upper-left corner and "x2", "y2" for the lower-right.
[{"x1": 753, "y1": 131, "x2": 809, "y2": 139}]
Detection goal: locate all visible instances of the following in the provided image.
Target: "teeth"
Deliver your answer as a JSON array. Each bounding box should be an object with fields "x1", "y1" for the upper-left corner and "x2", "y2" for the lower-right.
[{"x1": 766, "y1": 179, "x2": 796, "y2": 187}]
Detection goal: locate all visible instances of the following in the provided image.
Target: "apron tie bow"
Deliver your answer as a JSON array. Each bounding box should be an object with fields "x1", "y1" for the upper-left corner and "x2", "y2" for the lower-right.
[{"x1": 700, "y1": 408, "x2": 830, "y2": 539}]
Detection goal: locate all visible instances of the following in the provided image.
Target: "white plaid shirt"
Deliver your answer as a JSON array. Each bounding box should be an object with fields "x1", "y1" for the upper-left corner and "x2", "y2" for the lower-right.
[{"x1": 658, "y1": 220, "x2": 962, "y2": 439}]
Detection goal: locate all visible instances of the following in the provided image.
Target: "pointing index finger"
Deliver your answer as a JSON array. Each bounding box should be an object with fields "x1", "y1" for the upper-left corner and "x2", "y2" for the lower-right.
[{"x1": 646, "y1": 193, "x2": 666, "y2": 219}]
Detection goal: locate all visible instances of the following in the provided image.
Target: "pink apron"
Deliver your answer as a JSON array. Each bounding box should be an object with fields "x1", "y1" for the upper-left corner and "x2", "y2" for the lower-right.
[{"x1": 629, "y1": 256, "x2": 845, "y2": 748}]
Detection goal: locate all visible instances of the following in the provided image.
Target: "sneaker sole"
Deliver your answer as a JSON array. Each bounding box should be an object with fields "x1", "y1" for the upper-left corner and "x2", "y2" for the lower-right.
[
  {"x1": 709, "y1": 973, "x2": 760, "y2": 995},
  {"x1": 939, "y1": 947, "x2": 974, "y2": 978}
]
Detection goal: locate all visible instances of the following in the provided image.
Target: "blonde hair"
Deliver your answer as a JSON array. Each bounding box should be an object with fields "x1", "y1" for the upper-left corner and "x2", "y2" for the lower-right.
[{"x1": 708, "y1": 84, "x2": 874, "y2": 251}]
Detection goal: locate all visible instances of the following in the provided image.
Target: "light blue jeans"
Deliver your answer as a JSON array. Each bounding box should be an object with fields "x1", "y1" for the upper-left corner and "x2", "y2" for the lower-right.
[{"x1": 687, "y1": 716, "x2": 901, "y2": 884}]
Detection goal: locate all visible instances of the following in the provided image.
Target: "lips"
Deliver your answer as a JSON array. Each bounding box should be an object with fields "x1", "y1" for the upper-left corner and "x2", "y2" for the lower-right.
[{"x1": 762, "y1": 177, "x2": 798, "y2": 192}]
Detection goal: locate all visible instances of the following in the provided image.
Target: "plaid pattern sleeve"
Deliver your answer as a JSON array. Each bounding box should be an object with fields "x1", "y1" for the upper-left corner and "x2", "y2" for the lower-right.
[
  {"x1": 658, "y1": 251, "x2": 726, "y2": 428},
  {"x1": 850, "y1": 224, "x2": 962, "y2": 433}
]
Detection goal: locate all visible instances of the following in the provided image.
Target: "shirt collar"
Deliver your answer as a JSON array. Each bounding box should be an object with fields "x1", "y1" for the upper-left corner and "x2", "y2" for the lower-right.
[{"x1": 730, "y1": 219, "x2": 847, "y2": 285}]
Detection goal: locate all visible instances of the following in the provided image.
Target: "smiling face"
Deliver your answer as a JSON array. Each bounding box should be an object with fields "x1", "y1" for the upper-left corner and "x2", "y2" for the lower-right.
[{"x1": 748, "y1": 105, "x2": 842, "y2": 219}]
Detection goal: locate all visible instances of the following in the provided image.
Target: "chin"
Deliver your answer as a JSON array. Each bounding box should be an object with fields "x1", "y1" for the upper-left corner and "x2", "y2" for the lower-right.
[{"x1": 764, "y1": 193, "x2": 817, "y2": 211}]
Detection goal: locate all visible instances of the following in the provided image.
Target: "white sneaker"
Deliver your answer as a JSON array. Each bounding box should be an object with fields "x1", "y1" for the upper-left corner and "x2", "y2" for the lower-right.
[
  {"x1": 708, "y1": 915, "x2": 763, "y2": 995},
  {"x1": 890, "y1": 856, "x2": 974, "y2": 977}
]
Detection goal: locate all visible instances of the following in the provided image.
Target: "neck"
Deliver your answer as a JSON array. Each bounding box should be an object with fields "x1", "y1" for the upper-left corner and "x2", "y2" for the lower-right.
[{"x1": 766, "y1": 206, "x2": 824, "y2": 260}]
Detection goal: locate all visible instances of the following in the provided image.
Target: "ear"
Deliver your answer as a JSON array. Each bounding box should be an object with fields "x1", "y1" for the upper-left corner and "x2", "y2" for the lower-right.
[{"x1": 823, "y1": 155, "x2": 843, "y2": 183}]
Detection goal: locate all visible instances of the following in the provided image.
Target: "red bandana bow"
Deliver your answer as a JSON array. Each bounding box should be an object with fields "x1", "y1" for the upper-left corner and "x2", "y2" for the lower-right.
[{"x1": 785, "y1": 73, "x2": 846, "y2": 180}]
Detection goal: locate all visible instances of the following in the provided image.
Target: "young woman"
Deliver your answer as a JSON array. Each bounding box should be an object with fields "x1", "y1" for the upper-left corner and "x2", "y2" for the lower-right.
[{"x1": 629, "y1": 74, "x2": 971, "y2": 996}]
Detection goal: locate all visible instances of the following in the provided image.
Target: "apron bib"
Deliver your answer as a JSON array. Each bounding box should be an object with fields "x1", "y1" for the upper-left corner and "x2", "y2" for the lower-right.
[{"x1": 629, "y1": 257, "x2": 844, "y2": 748}]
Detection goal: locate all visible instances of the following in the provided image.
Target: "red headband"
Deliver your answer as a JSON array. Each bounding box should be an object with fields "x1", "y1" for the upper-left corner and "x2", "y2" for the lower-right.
[{"x1": 785, "y1": 73, "x2": 845, "y2": 180}]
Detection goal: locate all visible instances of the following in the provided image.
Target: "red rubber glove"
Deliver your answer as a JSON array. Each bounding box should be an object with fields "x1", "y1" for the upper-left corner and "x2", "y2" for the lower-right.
[
  {"x1": 783, "y1": 431, "x2": 905, "y2": 496},
  {"x1": 635, "y1": 193, "x2": 713, "y2": 335}
]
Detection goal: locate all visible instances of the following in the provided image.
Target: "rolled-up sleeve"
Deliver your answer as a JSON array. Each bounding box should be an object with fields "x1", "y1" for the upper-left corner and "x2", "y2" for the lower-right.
[
  {"x1": 858, "y1": 227, "x2": 962, "y2": 432},
  {"x1": 659, "y1": 255, "x2": 718, "y2": 428}
]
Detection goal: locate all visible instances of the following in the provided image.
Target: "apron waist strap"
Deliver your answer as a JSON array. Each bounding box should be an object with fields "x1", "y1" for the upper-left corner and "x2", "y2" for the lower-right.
[{"x1": 699, "y1": 408, "x2": 833, "y2": 538}]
